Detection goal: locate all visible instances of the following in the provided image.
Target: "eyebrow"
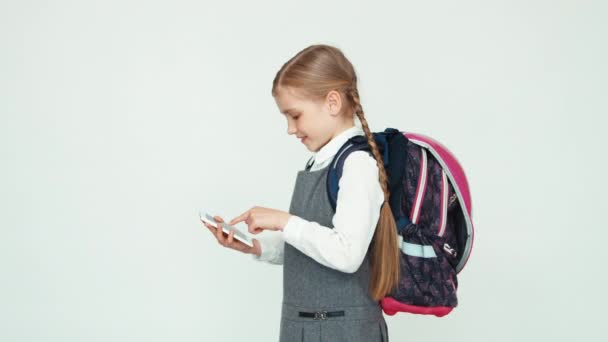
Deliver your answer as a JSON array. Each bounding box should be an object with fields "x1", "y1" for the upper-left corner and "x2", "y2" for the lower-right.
[{"x1": 281, "y1": 108, "x2": 297, "y2": 115}]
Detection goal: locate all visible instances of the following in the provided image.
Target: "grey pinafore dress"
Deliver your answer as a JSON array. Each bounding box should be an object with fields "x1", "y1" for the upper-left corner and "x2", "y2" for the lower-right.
[{"x1": 279, "y1": 158, "x2": 389, "y2": 342}]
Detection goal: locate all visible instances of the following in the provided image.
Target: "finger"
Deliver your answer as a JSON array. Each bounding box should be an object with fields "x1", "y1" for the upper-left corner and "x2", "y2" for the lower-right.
[
  {"x1": 201, "y1": 220, "x2": 214, "y2": 229},
  {"x1": 214, "y1": 221, "x2": 225, "y2": 243},
  {"x1": 218, "y1": 231, "x2": 226, "y2": 246},
  {"x1": 206, "y1": 225, "x2": 221, "y2": 240},
  {"x1": 204, "y1": 224, "x2": 227, "y2": 246},
  {"x1": 228, "y1": 210, "x2": 249, "y2": 226},
  {"x1": 227, "y1": 229, "x2": 234, "y2": 245},
  {"x1": 213, "y1": 216, "x2": 224, "y2": 223}
]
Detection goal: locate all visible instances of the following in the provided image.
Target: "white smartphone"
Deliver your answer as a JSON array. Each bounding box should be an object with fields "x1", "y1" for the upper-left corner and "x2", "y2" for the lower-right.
[{"x1": 199, "y1": 211, "x2": 254, "y2": 247}]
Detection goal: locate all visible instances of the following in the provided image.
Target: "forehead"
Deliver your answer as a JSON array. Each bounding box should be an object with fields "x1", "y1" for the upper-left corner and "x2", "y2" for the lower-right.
[{"x1": 275, "y1": 86, "x2": 318, "y2": 114}]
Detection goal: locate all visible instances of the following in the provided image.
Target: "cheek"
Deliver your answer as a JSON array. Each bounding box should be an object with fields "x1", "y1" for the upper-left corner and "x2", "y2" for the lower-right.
[{"x1": 296, "y1": 120, "x2": 308, "y2": 133}]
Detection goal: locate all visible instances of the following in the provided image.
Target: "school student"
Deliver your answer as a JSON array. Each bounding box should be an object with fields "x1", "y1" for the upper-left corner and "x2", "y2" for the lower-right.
[{"x1": 203, "y1": 44, "x2": 399, "y2": 341}]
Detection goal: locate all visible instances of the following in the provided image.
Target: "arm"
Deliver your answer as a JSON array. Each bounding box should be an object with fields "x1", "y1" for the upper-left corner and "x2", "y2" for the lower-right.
[{"x1": 281, "y1": 151, "x2": 385, "y2": 273}]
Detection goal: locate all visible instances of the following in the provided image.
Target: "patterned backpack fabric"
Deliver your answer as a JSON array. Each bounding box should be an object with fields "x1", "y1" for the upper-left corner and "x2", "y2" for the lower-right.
[{"x1": 325, "y1": 127, "x2": 474, "y2": 317}]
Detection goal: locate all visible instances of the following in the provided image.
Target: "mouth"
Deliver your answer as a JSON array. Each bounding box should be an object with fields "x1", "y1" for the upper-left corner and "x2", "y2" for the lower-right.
[{"x1": 300, "y1": 137, "x2": 307, "y2": 143}]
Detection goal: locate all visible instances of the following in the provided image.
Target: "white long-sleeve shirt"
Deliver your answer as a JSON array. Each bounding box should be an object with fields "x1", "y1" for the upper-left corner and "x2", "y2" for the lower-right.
[{"x1": 251, "y1": 125, "x2": 385, "y2": 273}]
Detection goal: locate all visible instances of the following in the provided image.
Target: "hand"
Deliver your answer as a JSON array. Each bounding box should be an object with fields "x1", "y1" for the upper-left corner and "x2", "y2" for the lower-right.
[
  {"x1": 202, "y1": 215, "x2": 262, "y2": 256},
  {"x1": 228, "y1": 206, "x2": 291, "y2": 234}
]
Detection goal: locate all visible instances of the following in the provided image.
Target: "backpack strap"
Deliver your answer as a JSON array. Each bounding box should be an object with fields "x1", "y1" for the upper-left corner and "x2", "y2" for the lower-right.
[
  {"x1": 326, "y1": 135, "x2": 370, "y2": 210},
  {"x1": 326, "y1": 128, "x2": 413, "y2": 234}
]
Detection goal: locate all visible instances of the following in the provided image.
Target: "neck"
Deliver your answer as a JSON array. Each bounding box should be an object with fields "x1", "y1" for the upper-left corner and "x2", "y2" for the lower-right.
[{"x1": 330, "y1": 115, "x2": 356, "y2": 140}]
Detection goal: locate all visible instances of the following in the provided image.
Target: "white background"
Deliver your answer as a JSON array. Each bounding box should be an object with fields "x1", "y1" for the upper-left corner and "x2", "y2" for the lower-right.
[{"x1": 1, "y1": 1, "x2": 606, "y2": 341}]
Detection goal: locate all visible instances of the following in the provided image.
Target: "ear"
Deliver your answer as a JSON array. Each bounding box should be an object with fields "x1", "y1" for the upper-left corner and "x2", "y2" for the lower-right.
[{"x1": 325, "y1": 90, "x2": 343, "y2": 117}]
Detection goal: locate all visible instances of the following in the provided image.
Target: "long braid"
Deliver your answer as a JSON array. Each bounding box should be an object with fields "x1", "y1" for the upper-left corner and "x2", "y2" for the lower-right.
[
  {"x1": 348, "y1": 86, "x2": 401, "y2": 300},
  {"x1": 348, "y1": 87, "x2": 389, "y2": 202}
]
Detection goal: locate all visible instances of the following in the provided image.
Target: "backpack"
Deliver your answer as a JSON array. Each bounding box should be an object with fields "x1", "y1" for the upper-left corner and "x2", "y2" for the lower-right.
[{"x1": 323, "y1": 127, "x2": 474, "y2": 317}]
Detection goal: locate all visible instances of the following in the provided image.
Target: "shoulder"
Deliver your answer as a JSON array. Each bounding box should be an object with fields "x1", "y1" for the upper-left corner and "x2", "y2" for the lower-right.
[
  {"x1": 338, "y1": 149, "x2": 384, "y2": 203},
  {"x1": 342, "y1": 150, "x2": 379, "y2": 175}
]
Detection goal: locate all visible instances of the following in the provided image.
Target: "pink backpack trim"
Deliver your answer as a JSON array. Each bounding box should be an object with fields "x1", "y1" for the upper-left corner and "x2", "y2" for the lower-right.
[
  {"x1": 410, "y1": 148, "x2": 427, "y2": 224},
  {"x1": 381, "y1": 297, "x2": 453, "y2": 317}
]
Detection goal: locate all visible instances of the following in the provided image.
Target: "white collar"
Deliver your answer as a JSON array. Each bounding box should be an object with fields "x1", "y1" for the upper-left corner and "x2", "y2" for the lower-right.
[{"x1": 310, "y1": 125, "x2": 366, "y2": 168}]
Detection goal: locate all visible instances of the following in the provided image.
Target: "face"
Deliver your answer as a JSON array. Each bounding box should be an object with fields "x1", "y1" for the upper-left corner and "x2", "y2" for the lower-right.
[{"x1": 274, "y1": 86, "x2": 345, "y2": 152}]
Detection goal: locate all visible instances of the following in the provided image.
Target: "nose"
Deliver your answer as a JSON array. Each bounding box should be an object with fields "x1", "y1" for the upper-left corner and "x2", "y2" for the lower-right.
[{"x1": 287, "y1": 122, "x2": 297, "y2": 136}]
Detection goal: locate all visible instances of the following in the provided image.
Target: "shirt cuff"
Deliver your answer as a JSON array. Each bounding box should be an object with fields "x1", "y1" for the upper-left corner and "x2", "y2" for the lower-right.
[
  {"x1": 251, "y1": 238, "x2": 274, "y2": 262},
  {"x1": 282, "y1": 215, "x2": 306, "y2": 246}
]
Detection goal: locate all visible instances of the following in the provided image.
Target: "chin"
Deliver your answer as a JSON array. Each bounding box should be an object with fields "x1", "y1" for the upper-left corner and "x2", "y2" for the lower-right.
[{"x1": 304, "y1": 141, "x2": 318, "y2": 152}]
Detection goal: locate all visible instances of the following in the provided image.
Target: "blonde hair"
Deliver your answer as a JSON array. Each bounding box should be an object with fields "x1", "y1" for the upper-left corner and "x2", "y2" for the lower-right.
[{"x1": 271, "y1": 44, "x2": 400, "y2": 301}]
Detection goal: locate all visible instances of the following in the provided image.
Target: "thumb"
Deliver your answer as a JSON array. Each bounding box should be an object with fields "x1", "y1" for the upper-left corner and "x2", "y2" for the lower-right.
[{"x1": 251, "y1": 239, "x2": 262, "y2": 256}]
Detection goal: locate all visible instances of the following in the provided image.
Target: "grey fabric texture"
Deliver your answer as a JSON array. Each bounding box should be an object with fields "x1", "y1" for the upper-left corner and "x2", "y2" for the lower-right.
[{"x1": 279, "y1": 161, "x2": 389, "y2": 342}]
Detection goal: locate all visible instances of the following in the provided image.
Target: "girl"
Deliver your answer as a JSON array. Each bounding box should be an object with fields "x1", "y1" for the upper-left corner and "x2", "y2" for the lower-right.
[{"x1": 203, "y1": 44, "x2": 400, "y2": 342}]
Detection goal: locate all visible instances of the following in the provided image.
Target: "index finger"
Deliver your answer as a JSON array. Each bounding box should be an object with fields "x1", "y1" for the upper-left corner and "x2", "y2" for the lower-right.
[{"x1": 228, "y1": 210, "x2": 249, "y2": 226}]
